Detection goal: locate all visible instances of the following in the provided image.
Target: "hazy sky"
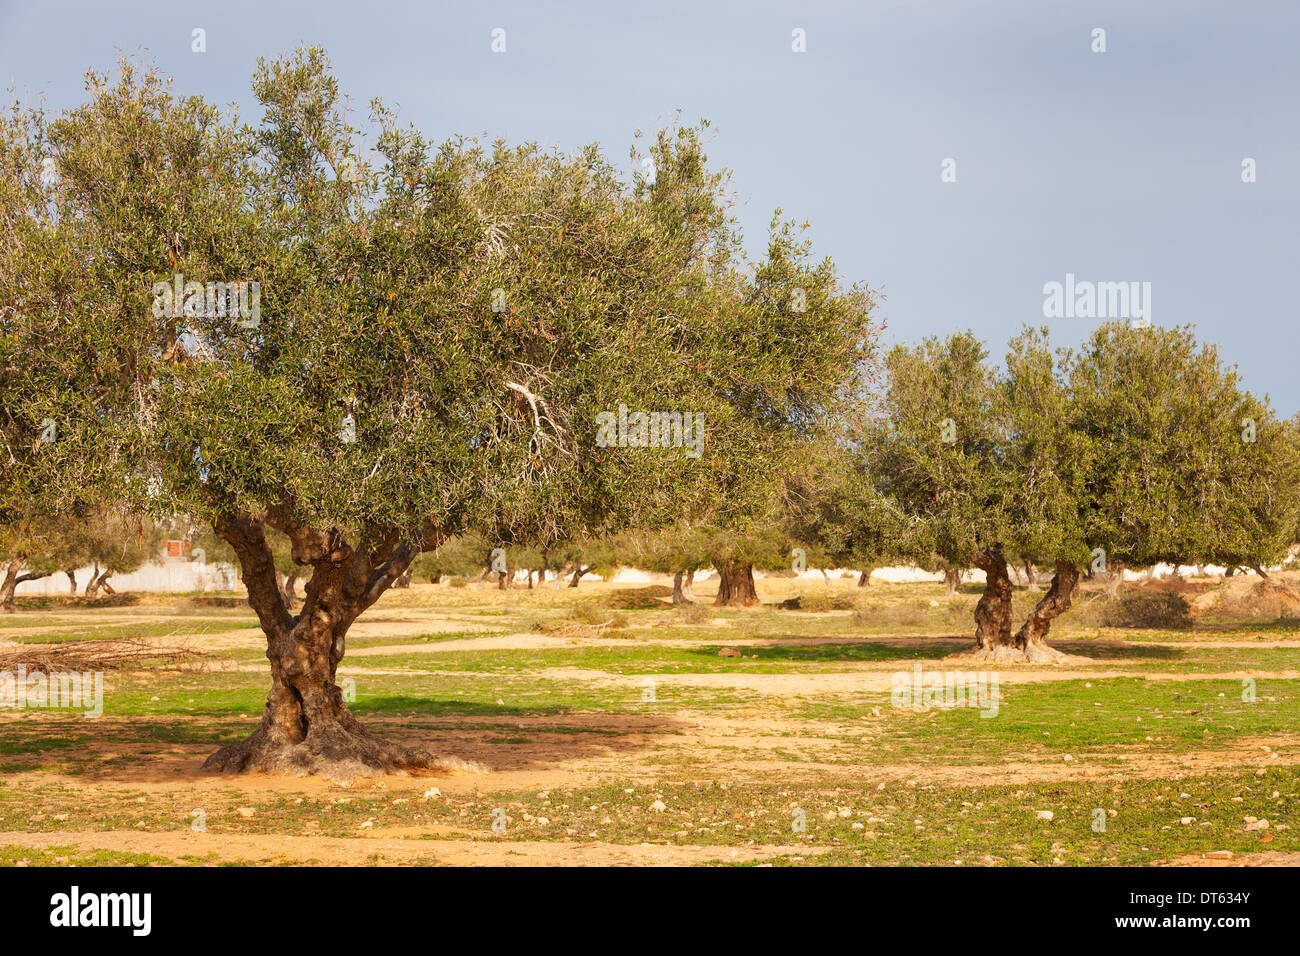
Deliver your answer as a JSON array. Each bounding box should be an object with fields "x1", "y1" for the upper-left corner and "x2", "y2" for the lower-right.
[{"x1": 3, "y1": 0, "x2": 1296, "y2": 410}]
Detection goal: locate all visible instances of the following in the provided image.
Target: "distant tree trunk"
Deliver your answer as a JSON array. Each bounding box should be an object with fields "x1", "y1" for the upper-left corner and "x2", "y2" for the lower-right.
[
  {"x1": 498, "y1": 563, "x2": 513, "y2": 590},
  {"x1": 65, "y1": 569, "x2": 77, "y2": 594},
  {"x1": 1023, "y1": 560, "x2": 1038, "y2": 587},
  {"x1": 943, "y1": 567, "x2": 961, "y2": 596},
  {"x1": 279, "y1": 570, "x2": 302, "y2": 610},
  {"x1": 392, "y1": 569, "x2": 412, "y2": 589},
  {"x1": 682, "y1": 569, "x2": 697, "y2": 602},
  {"x1": 1106, "y1": 561, "x2": 1126, "y2": 598},
  {"x1": 1251, "y1": 565, "x2": 1269, "y2": 578},
  {"x1": 1, "y1": 558, "x2": 23, "y2": 613},
  {"x1": 85, "y1": 568, "x2": 113, "y2": 599},
  {"x1": 672, "y1": 570, "x2": 694, "y2": 605},
  {"x1": 857, "y1": 569, "x2": 872, "y2": 588},
  {"x1": 568, "y1": 564, "x2": 594, "y2": 588},
  {"x1": 820, "y1": 569, "x2": 831, "y2": 585},
  {"x1": 430, "y1": 571, "x2": 442, "y2": 584},
  {"x1": 714, "y1": 562, "x2": 759, "y2": 607}
]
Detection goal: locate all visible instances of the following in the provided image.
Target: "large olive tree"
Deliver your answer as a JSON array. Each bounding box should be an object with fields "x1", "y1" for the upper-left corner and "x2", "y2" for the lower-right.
[{"x1": 0, "y1": 50, "x2": 880, "y2": 776}]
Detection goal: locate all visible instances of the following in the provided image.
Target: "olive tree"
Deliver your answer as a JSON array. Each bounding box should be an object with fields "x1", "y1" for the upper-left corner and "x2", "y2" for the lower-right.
[{"x1": 1, "y1": 50, "x2": 880, "y2": 776}]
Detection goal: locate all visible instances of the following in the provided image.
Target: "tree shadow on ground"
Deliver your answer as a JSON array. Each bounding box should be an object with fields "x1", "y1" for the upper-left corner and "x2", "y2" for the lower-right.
[
  {"x1": 1048, "y1": 640, "x2": 1184, "y2": 660},
  {"x1": 0, "y1": 706, "x2": 691, "y2": 781}
]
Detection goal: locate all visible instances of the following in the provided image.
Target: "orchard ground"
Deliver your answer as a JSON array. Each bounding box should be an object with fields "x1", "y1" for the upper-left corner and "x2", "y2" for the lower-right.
[{"x1": 0, "y1": 573, "x2": 1297, "y2": 867}]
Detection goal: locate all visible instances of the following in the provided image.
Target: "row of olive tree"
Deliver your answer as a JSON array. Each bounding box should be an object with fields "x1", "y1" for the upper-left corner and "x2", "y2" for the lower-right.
[{"x1": 822, "y1": 323, "x2": 1300, "y2": 662}]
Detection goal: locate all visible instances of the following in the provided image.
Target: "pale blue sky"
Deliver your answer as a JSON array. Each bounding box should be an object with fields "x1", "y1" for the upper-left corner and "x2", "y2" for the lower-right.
[{"x1": 3, "y1": 0, "x2": 1296, "y2": 410}]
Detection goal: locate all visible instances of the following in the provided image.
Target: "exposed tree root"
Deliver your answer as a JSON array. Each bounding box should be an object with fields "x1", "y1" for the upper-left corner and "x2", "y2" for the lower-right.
[
  {"x1": 947, "y1": 641, "x2": 1092, "y2": 665},
  {"x1": 202, "y1": 713, "x2": 485, "y2": 783}
]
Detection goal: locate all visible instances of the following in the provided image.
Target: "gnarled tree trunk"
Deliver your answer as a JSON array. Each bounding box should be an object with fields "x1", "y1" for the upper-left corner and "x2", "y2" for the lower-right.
[
  {"x1": 682, "y1": 569, "x2": 697, "y2": 602},
  {"x1": 201, "y1": 514, "x2": 457, "y2": 780},
  {"x1": 959, "y1": 551, "x2": 1082, "y2": 664},
  {"x1": 970, "y1": 547, "x2": 1013, "y2": 652},
  {"x1": 65, "y1": 569, "x2": 77, "y2": 594},
  {"x1": 714, "y1": 562, "x2": 759, "y2": 607},
  {"x1": 568, "y1": 564, "x2": 594, "y2": 587},
  {"x1": 1014, "y1": 561, "x2": 1079, "y2": 648},
  {"x1": 857, "y1": 569, "x2": 872, "y2": 588}
]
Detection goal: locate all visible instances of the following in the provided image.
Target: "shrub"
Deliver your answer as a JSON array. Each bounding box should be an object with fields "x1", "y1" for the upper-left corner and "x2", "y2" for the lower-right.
[
  {"x1": 1080, "y1": 592, "x2": 1193, "y2": 629},
  {"x1": 676, "y1": 603, "x2": 713, "y2": 624}
]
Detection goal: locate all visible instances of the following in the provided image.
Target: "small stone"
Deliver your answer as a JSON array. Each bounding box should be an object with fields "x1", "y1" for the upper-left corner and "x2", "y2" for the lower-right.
[
  {"x1": 650, "y1": 800, "x2": 667, "y2": 812},
  {"x1": 1036, "y1": 810, "x2": 1054, "y2": 821},
  {"x1": 1180, "y1": 817, "x2": 1194, "y2": 825},
  {"x1": 1204, "y1": 850, "x2": 1233, "y2": 860},
  {"x1": 237, "y1": 807, "x2": 255, "y2": 818}
]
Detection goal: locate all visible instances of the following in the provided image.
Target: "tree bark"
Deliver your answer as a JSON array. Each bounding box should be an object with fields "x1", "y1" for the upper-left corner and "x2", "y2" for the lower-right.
[
  {"x1": 568, "y1": 564, "x2": 594, "y2": 588},
  {"x1": 714, "y1": 562, "x2": 759, "y2": 607},
  {"x1": 65, "y1": 569, "x2": 77, "y2": 594},
  {"x1": 1013, "y1": 561, "x2": 1079, "y2": 646},
  {"x1": 1023, "y1": 560, "x2": 1038, "y2": 587},
  {"x1": 971, "y1": 547, "x2": 1013, "y2": 650},
  {"x1": 857, "y1": 570, "x2": 872, "y2": 588},
  {"x1": 682, "y1": 569, "x2": 697, "y2": 601},
  {"x1": 201, "y1": 513, "x2": 452, "y2": 779}
]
